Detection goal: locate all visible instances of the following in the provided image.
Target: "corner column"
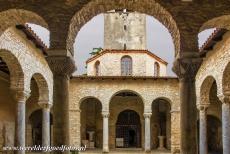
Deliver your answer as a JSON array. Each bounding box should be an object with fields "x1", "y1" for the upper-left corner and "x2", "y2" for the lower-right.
[
  {"x1": 46, "y1": 55, "x2": 76, "y2": 153},
  {"x1": 219, "y1": 95, "x2": 230, "y2": 154},
  {"x1": 13, "y1": 90, "x2": 30, "y2": 154},
  {"x1": 102, "y1": 112, "x2": 109, "y2": 153},
  {"x1": 173, "y1": 55, "x2": 202, "y2": 154},
  {"x1": 144, "y1": 113, "x2": 151, "y2": 152},
  {"x1": 198, "y1": 105, "x2": 208, "y2": 154}
]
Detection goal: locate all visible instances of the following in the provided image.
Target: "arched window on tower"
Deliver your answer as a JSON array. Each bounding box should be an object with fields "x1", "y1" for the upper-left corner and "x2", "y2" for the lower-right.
[
  {"x1": 121, "y1": 56, "x2": 132, "y2": 76},
  {"x1": 154, "y1": 62, "x2": 160, "y2": 76},
  {"x1": 95, "y1": 61, "x2": 100, "y2": 76}
]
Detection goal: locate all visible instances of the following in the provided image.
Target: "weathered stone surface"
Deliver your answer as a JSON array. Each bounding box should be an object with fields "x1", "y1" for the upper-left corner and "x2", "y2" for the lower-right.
[{"x1": 69, "y1": 77, "x2": 180, "y2": 152}]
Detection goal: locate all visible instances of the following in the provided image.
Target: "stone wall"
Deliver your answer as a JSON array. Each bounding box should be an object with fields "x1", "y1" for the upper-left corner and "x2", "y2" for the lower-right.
[
  {"x1": 69, "y1": 77, "x2": 180, "y2": 151},
  {"x1": 104, "y1": 12, "x2": 146, "y2": 50},
  {"x1": 87, "y1": 52, "x2": 167, "y2": 76},
  {"x1": 196, "y1": 31, "x2": 230, "y2": 103},
  {"x1": 0, "y1": 27, "x2": 54, "y2": 150},
  {"x1": 0, "y1": 27, "x2": 53, "y2": 102}
]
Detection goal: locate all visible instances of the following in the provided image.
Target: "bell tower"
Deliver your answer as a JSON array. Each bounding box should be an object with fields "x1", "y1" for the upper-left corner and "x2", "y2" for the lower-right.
[{"x1": 104, "y1": 9, "x2": 147, "y2": 50}]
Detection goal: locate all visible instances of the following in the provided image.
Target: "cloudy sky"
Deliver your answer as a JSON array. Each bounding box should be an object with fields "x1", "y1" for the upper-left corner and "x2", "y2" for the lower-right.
[{"x1": 28, "y1": 14, "x2": 214, "y2": 76}]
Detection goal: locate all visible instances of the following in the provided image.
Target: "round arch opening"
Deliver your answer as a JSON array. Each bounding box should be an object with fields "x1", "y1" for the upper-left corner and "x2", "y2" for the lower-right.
[
  {"x1": 151, "y1": 98, "x2": 171, "y2": 150},
  {"x1": 109, "y1": 90, "x2": 144, "y2": 149},
  {"x1": 80, "y1": 97, "x2": 103, "y2": 149},
  {"x1": 116, "y1": 109, "x2": 141, "y2": 148}
]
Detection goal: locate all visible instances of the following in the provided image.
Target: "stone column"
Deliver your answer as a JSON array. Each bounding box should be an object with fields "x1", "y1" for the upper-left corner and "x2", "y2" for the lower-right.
[
  {"x1": 219, "y1": 95, "x2": 230, "y2": 154},
  {"x1": 39, "y1": 102, "x2": 52, "y2": 150},
  {"x1": 198, "y1": 105, "x2": 208, "y2": 154},
  {"x1": 46, "y1": 56, "x2": 76, "y2": 153},
  {"x1": 102, "y1": 112, "x2": 109, "y2": 153},
  {"x1": 13, "y1": 90, "x2": 30, "y2": 154},
  {"x1": 144, "y1": 113, "x2": 151, "y2": 152},
  {"x1": 170, "y1": 110, "x2": 180, "y2": 154},
  {"x1": 173, "y1": 55, "x2": 202, "y2": 154}
]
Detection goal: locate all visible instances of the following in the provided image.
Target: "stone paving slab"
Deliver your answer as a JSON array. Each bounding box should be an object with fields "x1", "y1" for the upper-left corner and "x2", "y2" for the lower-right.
[{"x1": 79, "y1": 149, "x2": 171, "y2": 154}]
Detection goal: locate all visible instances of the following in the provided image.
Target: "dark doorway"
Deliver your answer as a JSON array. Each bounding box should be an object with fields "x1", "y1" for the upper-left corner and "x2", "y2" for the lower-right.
[
  {"x1": 197, "y1": 115, "x2": 223, "y2": 154},
  {"x1": 116, "y1": 110, "x2": 141, "y2": 148},
  {"x1": 29, "y1": 109, "x2": 53, "y2": 148}
]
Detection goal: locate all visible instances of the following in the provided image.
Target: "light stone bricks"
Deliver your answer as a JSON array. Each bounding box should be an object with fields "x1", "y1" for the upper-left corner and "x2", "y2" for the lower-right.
[
  {"x1": 104, "y1": 12, "x2": 147, "y2": 50},
  {"x1": 69, "y1": 77, "x2": 180, "y2": 152},
  {"x1": 0, "y1": 27, "x2": 53, "y2": 104},
  {"x1": 87, "y1": 52, "x2": 167, "y2": 76},
  {"x1": 196, "y1": 31, "x2": 230, "y2": 106}
]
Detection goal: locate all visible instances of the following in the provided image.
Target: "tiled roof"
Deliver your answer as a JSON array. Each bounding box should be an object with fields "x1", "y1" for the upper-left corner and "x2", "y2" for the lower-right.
[
  {"x1": 86, "y1": 49, "x2": 168, "y2": 65},
  {"x1": 16, "y1": 24, "x2": 48, "y2": 56},
  {"x1": 200, "y1": 28, "x2": 228, "y2": 56}
]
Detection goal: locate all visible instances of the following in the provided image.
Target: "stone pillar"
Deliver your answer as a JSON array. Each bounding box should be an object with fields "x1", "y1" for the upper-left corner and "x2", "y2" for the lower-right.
[
  {"x1": 219, "y1": 95, "x2": 230, "y2": 154},
  {"x1": 13, "y1": 90, "x2": 30, "y2": 154},
  {"x1": 144, "y1": 113, "x2": 151, "y2": 152},
  {"x1": 198, "y1": 105, "x2": 208, "y2": 154},
  {"x1": 46, "y1": 56, "x2": 76, "y2": 153},
  {"x1": 173, "y1": 55, "x2": 201, "y2": 154},
  {"x1": 102, "y1": 112, "x2": 109, "y2": 153},
  {"x1": 39, "y1": 102, "x2": 52, "y2": 150},
  {"x1": 170, "y1": 110, "x2": 180, "y2": 154}
]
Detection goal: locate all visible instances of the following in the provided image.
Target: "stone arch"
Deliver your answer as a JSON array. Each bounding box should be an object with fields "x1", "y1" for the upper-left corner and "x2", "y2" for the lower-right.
[
  {"x1": 152, "y1": 97, "x2": 172, "y2": 108},
  {"x1": 0, "y1": 9, "x2": 48, "y2": 36},
  {"x1": 68, "y1": 0, "x2": 180, "y2": 56},
  {"x1": 151, "y1": 97, "x2": 171, "y2": 150},
  {"x1": 199, "y1": 76, "x2": 216, "y2": 105},
  {"x1": 0, "y1": 49, "x2": 24, "y2": 90},
  {"x1": 29, "y1": 73, "x2": 49, "y2": 103},
  {"x1": 79, "y1": 96, "x2": 102, "y2": 109},
  {"x1": 116, "y1": 109, "x2": 142, "y2": 148},
  {"x1": 109, "y1": 89, "x2": 144, "y2": 105},
  {"x1": 200, "y1": 15, "x2": 230, "y2": 32},
  {"x1": 79, "y1": 96, "x2": 103, "y2": 149},
  {"x1": 222, "y1": 62, "x2": 230, "y2": 95},
  {"x1": 109, "y1": 90, "x2": 145, "y2": 148}
]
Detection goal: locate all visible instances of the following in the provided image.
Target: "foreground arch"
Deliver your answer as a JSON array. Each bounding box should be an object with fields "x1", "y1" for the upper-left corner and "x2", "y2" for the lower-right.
[
  {"x1": 68, "y1": 0, "x2": 179, "y2": 56},
  {"x1": 0, "y1": 9, "x2": 48, "y2": 36}
]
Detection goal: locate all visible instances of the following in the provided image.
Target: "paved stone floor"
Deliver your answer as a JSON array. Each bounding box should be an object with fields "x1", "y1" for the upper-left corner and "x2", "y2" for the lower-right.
[{"x1": 79, "y1": 149, "x2": 171, "y2": 154}]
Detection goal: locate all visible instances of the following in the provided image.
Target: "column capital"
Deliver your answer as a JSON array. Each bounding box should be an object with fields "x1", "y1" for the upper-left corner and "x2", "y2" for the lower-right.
[
  {"x1": 143, "y1": 113, "x2": 152, "y2": 118},
  {"x1": 46, "y1": 55, "x2": 76, "y2": 76},
  {"x1": 197, "y1": 104, "x2": 209, "y2": 112},
  {"x1": 172, "y1": 52, "x2": 202, "y2": 80},
  {"x1": 11, "y1": 89, "x2": 30, "y2": 102},
  {"x1": 38, "y1": 100, "x2": 53, "y2": 109},
  {"x1": 102, "y1": 111, "x2": 110, "y2": 118},
  {"x1": 218, "y1": 94, "x2": 230, "y2": 104}
]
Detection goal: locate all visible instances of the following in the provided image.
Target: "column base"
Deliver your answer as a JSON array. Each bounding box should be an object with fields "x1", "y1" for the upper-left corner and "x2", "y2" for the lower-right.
[
  {"x1": 103, "y1": 148, "x2": 109, "y2": 153},
  {"x1": 144, "y1": 150, "x2": 151, "y2": 153}
]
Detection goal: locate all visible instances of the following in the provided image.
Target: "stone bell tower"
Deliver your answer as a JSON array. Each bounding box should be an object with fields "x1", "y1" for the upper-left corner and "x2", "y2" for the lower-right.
[{"x1": 104, "y1": 9, "x2": 147, "y2": 50}]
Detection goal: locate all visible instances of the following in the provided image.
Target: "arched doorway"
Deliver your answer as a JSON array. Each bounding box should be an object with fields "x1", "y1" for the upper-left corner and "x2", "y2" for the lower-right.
[
  {"x1": 110, "y1": 91, "x2": 144, "y2": 149},
  {"x1": 116, "y1": 110, "x2": 141, "y2": 148},
  {"x1": 80, "y1": 97, "x2": 103, "y2": 149},
  {"x1": 207, "y1": 115, "x2": 222, "y2": 153},
  {"x1": 29, "y1": 109, "x2": 53, "y2": 147},
  {"x1": 151, "y1": 98, "x2": 171, "y2": 150}
]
